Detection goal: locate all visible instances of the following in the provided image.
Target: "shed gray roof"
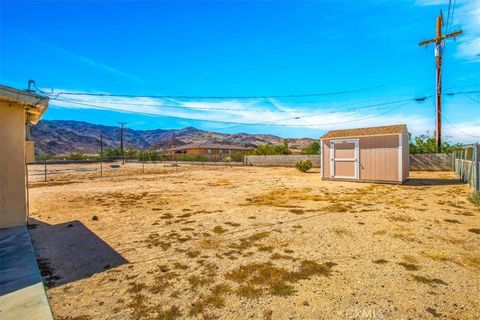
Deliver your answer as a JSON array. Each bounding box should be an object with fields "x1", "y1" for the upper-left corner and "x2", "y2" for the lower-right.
[
  {"x1": 321, "y1": 124, "x2": 406, "y2": 139},
  {"x1": 166, "y1": 143, "x2": 252, "y2": 151}
]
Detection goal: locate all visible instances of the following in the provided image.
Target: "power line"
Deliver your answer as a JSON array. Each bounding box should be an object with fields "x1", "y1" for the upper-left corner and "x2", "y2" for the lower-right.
[
  {"x1": 32, "y1": 77, "x2": 420, "y2": 100},
  {"x1": 50, "y1": 95, "x2": 421, "y2": 114},
  {"x1": 464, "y1": 94, "x2": 480, "y2": 104},
  {"x1": 442, "y1": 116, "x2": 480, "y2": 139},
  {"x1": 50, "y1": 97, "x2": 415, "y2": 129}
]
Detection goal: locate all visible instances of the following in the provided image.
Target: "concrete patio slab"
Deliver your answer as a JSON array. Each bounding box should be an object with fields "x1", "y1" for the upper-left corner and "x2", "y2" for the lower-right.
[{"x1": 0, "y1": 226, "x2": 53, "y2": 320}]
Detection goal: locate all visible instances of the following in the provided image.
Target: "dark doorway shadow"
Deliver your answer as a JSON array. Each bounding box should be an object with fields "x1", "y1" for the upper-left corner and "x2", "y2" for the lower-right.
[
  {"x1": 404, "y1": 178, "x2": 464, "y2": 186},
  {"x1": 28, "y1": 219, "x2": 128, "y2": 288}
]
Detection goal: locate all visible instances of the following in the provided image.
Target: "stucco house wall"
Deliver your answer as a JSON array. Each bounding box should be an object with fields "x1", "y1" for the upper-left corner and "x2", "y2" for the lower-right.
[
  {"x1": 0, "y1": 103, "x2": 28, "y2": 228},
  {"x1": 0, "y1": 85, "x2": 48, "y2": 229}
]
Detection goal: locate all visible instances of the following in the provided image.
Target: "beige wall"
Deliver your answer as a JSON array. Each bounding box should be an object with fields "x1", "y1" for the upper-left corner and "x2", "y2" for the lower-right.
[
  {"x1": 0, "y1": 102, "x2": 27, "y2": 229},
  {"x1": 25, "y1": 141, "x2": 36, "y2": 164}
]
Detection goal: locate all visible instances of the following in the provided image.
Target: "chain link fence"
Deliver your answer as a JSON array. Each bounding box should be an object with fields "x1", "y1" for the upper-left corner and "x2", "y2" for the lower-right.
[
  {"x1": 28, "y1": 154, "x2": 245, "y2": 183},
  {"x1": 452, "y1": 143, "x2": 479, "y2": 192}
]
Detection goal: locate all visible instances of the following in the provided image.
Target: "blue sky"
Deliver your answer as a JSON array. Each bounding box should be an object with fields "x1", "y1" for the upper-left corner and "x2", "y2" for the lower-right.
[{"x1": 1, "y1": 0, "x2": 479, "y2": 142}]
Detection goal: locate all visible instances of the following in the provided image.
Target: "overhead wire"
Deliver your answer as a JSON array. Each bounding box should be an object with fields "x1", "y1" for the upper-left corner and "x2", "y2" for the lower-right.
[
  {"x1": 50, "y1": 96, "x2": 416, "y2": 129},
  {"x1": 32, "y1": 75, "x2": 424, "y2": 100}
]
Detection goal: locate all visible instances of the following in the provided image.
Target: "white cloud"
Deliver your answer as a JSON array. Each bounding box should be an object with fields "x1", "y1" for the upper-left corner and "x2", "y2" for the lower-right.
[
  {"x1": 32, "y1": 38, "x2": 147, "y2": 84},
  {"x1": 415, "y1": 0, "x2": 480, "y2": 62},
  {"x1": 450, "y1": 0, "x2": 480, "y2": 62},
  {"x1": 443, "y1": 120, "x2": 480, "y2": 143},
  {"x1": 45, "y1": 87, "x2": 480, "y2": 142},
  {"x1": 414, "y1": 0, "x2": 449, "y2": 6}
]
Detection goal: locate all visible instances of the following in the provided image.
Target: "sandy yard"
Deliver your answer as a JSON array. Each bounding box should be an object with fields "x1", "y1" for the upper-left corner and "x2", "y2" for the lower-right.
[{"x1": 27, "y1": 164, "x2": 480, "y2": 320}]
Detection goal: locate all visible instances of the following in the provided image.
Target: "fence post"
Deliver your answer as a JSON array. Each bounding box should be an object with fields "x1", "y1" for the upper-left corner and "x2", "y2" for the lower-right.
[
  {"x1": 44, "y1": 159, "x2": 47, "y2": 182},
  {"x1": 474, "y1": 144, "x2": 479, "y2": 192},
  {"x1": 100, "y1": 158, "x2": 103, "y2": 178}
]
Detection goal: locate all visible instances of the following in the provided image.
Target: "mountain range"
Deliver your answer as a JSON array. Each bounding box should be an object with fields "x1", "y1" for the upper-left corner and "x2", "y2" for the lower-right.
[{"x1": 31, "y1": 120, "x2": 315, "y2": 155}]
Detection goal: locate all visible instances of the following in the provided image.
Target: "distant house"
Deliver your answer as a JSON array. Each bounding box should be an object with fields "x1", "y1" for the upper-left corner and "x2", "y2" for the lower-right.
[{"x1": 166, "y1": 143, "x2": 252, "y2": 155}]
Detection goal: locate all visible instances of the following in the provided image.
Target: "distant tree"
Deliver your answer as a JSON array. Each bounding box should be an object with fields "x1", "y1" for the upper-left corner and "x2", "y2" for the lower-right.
[
  {"x1": 301, "y1": 141, "x2": 320, "y2": 155},
  {"x1": 250, "y1": 143, "x2": 292, "y2": 155},
  {"x1": 124, "y1": 146, "x2": 137, "y2": 158},
  {"x1": 67, "y1": 152, "x2": 87, "y2": 161},
  {"x1": 104, "y1": 147, "x2": 122, "y2": 158},
  {"x1": 409, "y1": 133, "x2": 457, "y2": 153},
  {"x1": 137, "y1": 151, "x2": 164, "y2": 161}
]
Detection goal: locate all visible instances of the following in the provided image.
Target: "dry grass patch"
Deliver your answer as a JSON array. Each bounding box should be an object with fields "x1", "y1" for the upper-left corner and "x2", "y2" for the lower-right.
[
  {"x1": 387, "y1": 214, "x2": 415, "y2": 223},
  {"x1": 207, "y1": 178, "x2": 232, "y2": 186},
  {"x1": 212, "y1": 226, "x2": 228, "y2": 234},
  {"x1": 228, "y1": 231, "x2": 271, "y2": 253},
  {"x1": 397, "y1": 262, "x2": 421, "y2": 271},
  {"x1": 468, "y1": 228, "x2": 480, "y2": 235},
  {"x1": 246, "y1": 188, "x2": 329, "y2": 207},
  {"x1": 373, "y1": 259, "x2": 388, "y2": 264},
  {"x1": 421, "y1": 250, "x2": 449, "y2": 261},
  {"x1": 289, "y1": 209, "x2": 305, "y2": 215},
  {"x1": 444, "y1": 219, "x2": 461, "y2": 224},
  {"x1": 412, "y1": 275, "x2": 448, "y2": 287},
  {"x1": 189, "y1": 284, "x2": 231, "y2": 316},
  {"x1": 225, "y1": 260, "x2": 336, "y2": 298},
  {"x1": 224, "y1": 221, "x2": 241, "y2": 227},
  {"x1": 322, "y1": 203, "x2": 351, "y2": 213},
  {"x1": 330, "y1": 227, "x2": 353, "y2": 237},
  {"x1": 236, "y1": 284, "x2": 263, "y2": 299}
]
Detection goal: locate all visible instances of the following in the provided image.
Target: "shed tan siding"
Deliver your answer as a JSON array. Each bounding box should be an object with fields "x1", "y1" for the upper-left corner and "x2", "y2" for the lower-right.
[
  {"x1": 322, "y1": 134, "x2": 405, "y2": 183},
  {"x1": 359, "y1": 135, "x2": 399, "y2": 182},
  {"x1": 322, "y1": 139, "x2": 330, "y2": 178},
  {"x1": 402, "y1": 130, "x2": 409, "y2": 181}
]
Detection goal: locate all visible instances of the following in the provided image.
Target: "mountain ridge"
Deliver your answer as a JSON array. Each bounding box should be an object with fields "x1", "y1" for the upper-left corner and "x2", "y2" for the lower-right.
[{"x1": 31, "y1": 120, "x2": 315, "y2": 154}]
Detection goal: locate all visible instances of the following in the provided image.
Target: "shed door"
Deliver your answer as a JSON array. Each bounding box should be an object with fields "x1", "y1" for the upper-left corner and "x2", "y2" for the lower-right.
[{"x1": 329, "y1": 139, "x2": 359, "y2": 179}]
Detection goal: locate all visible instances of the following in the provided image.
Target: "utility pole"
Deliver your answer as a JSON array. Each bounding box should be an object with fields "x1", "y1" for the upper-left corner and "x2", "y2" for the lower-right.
[
  {"x1": 100, "y1": 133, "x2": 104, "y2": 177},
  {"x1": 100, "y1": 132, "x2": 104, "y2": 158},
  {"x1": 418, "y1": 10, "x2": 462, "y2": 152},
  {"x1": 118, "y1": 122, "x2": 127, "y2": 163}
]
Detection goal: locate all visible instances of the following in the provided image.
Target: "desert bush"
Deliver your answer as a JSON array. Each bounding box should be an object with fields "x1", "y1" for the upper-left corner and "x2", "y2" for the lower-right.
[
  {"x1": 295, "y1": 160, "x2": 313, "y2": 172},
  {"x1": 470, "y1": 191, "x2": 480, "y2": 206},
  {"x1": 230, "y1": 151, "x2": 244, "y2": 162}
]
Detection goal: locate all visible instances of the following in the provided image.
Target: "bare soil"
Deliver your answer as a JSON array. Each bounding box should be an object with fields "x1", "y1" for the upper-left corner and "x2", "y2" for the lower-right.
[{"x1": 27, "y1": 164, "x2": 480, "y2": 320}]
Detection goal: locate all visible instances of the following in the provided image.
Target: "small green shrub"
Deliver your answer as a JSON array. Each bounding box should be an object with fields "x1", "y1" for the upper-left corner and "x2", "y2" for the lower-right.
[
  {"x1": 295, "y1": 160, "x2": 313, "y2": 172},
  {"x1": 469, "y1": 191, "x2": 480, "y2": 206}
]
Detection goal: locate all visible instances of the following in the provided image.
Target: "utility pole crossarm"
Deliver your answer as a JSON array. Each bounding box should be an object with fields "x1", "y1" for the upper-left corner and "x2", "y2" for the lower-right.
[{"x1": 418, "y1": 29, "x2": 462, "y2": 47}]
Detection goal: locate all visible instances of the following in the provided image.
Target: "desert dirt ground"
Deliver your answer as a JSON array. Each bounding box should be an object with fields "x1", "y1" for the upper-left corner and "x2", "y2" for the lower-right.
[{"x1": 27, "y1": 163, "x2": 480, "y2": 320}]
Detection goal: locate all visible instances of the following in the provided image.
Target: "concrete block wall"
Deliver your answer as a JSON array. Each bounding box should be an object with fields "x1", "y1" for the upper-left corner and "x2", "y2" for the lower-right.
[
  {"x1": 409, "y1": 153, "x2": 452, "y2": 171},
  {"x1": 244, "y1": 155, "x2": 321, "y2": 167}
]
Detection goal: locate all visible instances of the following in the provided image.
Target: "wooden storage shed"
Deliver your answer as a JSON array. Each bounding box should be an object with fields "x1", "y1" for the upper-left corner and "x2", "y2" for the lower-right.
[{"x1": 320, "y1": 124, "x2": 409, "y2": 184}]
